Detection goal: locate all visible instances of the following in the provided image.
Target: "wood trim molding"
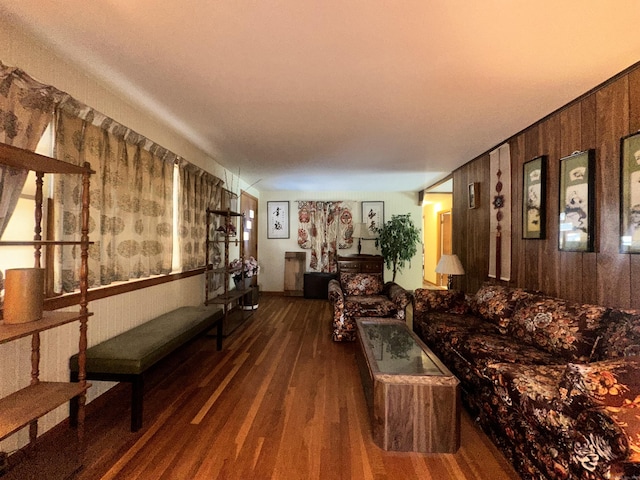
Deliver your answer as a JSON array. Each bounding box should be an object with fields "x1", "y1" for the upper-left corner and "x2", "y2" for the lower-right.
[{"x1": 43, "y1": 268, "x2": 205, "y2": 311}]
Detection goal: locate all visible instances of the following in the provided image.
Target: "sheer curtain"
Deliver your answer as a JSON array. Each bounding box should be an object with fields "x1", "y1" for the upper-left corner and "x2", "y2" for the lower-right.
[
  {"x1": 0, "y1": 62, "x2": 62, "y2": 237},
  {"x1": 297, "y1": 200, "x2": 354, "y2": 272}
]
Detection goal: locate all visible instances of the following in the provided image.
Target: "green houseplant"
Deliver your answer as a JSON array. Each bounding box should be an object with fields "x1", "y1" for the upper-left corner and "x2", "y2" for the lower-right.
[{"x1": 375, "y1": 214, "x2": 421, "y2": 282}]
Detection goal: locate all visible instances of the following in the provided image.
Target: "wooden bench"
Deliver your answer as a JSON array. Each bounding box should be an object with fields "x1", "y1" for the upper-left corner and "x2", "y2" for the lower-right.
[{"x1": 69, "y1": 305, "x2": 223, "y2": 432}]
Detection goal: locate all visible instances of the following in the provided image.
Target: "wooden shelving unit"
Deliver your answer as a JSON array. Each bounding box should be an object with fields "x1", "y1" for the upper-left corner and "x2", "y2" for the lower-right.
[
  {"x1": 0, "y1": 142, "x2": 93, "y2": 474},
  {"x1": 204, "y1": 208, "x2": 250, "y2": 335}
]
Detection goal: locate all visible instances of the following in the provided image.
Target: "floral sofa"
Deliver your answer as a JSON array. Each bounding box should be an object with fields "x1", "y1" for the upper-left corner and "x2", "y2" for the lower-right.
[
  {"x1": 328, "y1": 272, "x2": 411, "y2": 342},
  {"x1": 413, "y1": 283, "x2": 640, "y2": 480}
]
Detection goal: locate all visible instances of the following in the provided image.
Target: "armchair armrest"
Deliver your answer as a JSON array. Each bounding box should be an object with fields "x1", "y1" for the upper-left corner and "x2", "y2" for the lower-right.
[
  {"x1": 384, "y1": 282, "x2": 411, "y2": 309},
  {"x1": 328, "y1": 279, "x2": 344, "y2": 307}
]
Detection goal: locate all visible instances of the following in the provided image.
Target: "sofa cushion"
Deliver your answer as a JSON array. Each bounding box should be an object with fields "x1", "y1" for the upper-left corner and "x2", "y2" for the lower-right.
[
  {"x1": 470, "y1": 283, "x2": 534, "y2": 332},
  {"x1": 559, "y1": 356, "x2": 640, "y2": 409},
  {"x1": 509, "y1": 296, "x2": 609, "y2": 362},
  {"x1": 484, "y1": 362, "x2": 573, "y2": 435},
  {"x1": 339, "y1": 272, "x2": 384, "y2": 296},
  {"x1": 597, "y1": 308, "x2": 640, "y2": 360},
  {"x1": 344, "y1": 295, "x2": 397, "y2": 318},
  {"x1": 454, "y1": 332, "x2": 563, "y2": 370},
  {"x1": 413, "y1": 289, "x2": 467, "y2": 314},
  {"x1": 414, "y1": 311, "x2": 500, "y2": 346}
]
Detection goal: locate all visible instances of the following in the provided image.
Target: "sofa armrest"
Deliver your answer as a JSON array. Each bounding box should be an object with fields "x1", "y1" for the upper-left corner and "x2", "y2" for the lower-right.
[{"x1": 413, "y1": 288, "x2": 467, "y2": 315}]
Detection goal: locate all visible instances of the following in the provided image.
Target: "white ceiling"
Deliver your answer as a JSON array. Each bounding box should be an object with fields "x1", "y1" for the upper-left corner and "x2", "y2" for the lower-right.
[{"x1": 2, "y1": 1, "x2": 640, "y2": 192}]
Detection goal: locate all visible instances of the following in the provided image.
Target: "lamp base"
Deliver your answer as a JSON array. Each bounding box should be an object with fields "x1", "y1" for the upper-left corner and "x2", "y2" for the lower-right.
[{"x1": 447, "y1": 276, "x2": 454, "y2": 290}]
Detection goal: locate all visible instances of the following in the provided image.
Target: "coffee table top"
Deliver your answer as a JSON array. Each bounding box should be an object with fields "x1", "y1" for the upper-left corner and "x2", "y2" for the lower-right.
[{"x1": 356, "y1": 318, "x2": 454, "y2": 378}]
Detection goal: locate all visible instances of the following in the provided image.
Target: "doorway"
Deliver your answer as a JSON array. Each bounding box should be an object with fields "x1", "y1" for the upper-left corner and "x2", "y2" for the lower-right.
[
  {"x1": 420, "y1": 177, "x2": 453, "y2": 287},
  {"x1": 437, "y1": 210, "x2": 452, "y2": 287},
  {"x1": 240, "y1": 191, "x2": 258, "y2": 284}
]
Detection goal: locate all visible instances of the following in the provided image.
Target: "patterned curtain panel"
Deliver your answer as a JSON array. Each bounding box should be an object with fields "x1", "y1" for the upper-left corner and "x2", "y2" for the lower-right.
[
  {"x1": 177, "y1": 161, "x2": 223, "y2": 272},
  {"x1": 0, "y1": 62, "x2": 62, "y2": 237},
  {"x1": 54, "y1": 102, "x2": 175, "y2": 292},
  {"x1": 297, "y1": 200, "x2": 354, "y2": 272}
]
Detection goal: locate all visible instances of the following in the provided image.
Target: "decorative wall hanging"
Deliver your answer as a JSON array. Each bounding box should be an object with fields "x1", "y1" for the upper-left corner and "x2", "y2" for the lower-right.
[
  {"x1": 558, "y1": 150, "x2": 595, "y2": 252},
  {"x1": 522, "y1": 156, "x2": 546, "y2": 239},
  {"x1": 489, "y1": 143, "x2": 512, "y2": 281},
  {"x1": 361, "y1": 201, "x2": 384, "y2": 236},
  {"x1": 267, "y1": 201, "x2": 289, "y2": 239},
  {"x1": 467, "y1": 183, "x2": 478, "y2": 209},
  {"x1": 297, "y1": 201, "x2": 354, "y2": 272},
  {"x1": 621, "y1": 132, "x2": 640, "y2": 253}
]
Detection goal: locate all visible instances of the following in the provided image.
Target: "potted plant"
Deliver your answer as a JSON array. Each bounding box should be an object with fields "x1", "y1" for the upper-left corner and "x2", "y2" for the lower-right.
[
  {"x1": 375, "y1": 214, "x2": 421, "y2": 282},
  {"x1": 230, "y1": 256, "x2": 259, "y2": 290}
]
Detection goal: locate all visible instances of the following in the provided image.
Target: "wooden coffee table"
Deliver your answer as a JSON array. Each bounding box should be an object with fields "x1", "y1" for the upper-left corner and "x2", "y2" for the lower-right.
[{"x1": 355, "y1": 317, "x2": 460, "y2": 453}]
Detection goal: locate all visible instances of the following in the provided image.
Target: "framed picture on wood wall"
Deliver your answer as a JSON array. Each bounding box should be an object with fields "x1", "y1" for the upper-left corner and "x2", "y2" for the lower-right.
[
  {"x1": 558, "y1": 150, "x2": 595, "y2": 252},
  {"x1": 267, "y1": 201, "x2": 289, "y2": 239},
  {"x1": 362, "y1": 201, "x2": 384, "y2": 236},
  {"x1": 522, "y1": 156, "x2": 546, "y2": 239},
  {"x1": 620, "y1": 132, "x2": 640, "y2": 253}
]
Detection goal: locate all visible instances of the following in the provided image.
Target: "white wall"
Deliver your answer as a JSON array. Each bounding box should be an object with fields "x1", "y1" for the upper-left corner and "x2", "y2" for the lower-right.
[{"x1": 258, "y1": 191, "x2": 423, "y2": 292}]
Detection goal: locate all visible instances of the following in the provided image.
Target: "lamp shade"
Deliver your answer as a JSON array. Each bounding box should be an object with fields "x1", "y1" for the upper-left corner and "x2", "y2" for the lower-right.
[
  {"x1": 352, "y1": 223, "x2": 370, "y2": 239},
  {"x1": 435, "y1": 254, "x2": 465, "y2": 275}
]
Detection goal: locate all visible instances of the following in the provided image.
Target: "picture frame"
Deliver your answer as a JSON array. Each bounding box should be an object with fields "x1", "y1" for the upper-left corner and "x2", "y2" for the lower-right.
[
  {"x1": 468, "y1": 183, "x2": 478, "y2": 209},
  {"x1": 267, "y1": 201, "x2": 289, "y2": 239},
  {"x1": 522, "y1": 156, "x2": 546, "y2": 239},
  {"x1": 620, "y1": 132, "x2": 640, "y2": 253},
  {"x1": 361, "y1": 201, "x2": 384, "y2": 236},
  {"x1": 558, "y1": 149, "x2": 595, "y2": 252}
]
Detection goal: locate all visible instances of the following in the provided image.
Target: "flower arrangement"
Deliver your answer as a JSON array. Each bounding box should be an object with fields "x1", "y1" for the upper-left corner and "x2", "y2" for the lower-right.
[{"x1": 230, "y1": 256, "x2": 260, "y2": 282}]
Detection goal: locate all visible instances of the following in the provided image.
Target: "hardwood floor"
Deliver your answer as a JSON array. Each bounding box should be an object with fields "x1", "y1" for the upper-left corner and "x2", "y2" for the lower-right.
[{"x1": 13, "y1": 295, "x2": 519, "y2": 479}]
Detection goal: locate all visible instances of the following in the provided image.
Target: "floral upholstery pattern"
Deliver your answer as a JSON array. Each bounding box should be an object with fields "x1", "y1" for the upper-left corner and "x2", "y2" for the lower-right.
[
  {"x1": 412, "y1": 283, "x2": 640, "y2": 480},
  {"x1": 339, "y1": 272, "x2": 384, "y2": 296},
  {"x1": 598, "y1": 309, "x2": 640, "y2": 359},
  {"x1": 413, "y1": 288, "x2": 467, "y2": 314},
  {"x1": 328, "y1": 276, "x2": 410, "y2": 342},
  {"x1": 470, "y1": 283, "x2": 534, "y2": 333},
  {"x1": 509, "y1": 296, "x2": 609, "y2": 362}
]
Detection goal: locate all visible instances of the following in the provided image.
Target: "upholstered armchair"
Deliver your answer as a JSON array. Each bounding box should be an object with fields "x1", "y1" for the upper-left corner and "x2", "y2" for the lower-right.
[{"x1": 328, "y1": 272, "x2": 411, "y2": 342}]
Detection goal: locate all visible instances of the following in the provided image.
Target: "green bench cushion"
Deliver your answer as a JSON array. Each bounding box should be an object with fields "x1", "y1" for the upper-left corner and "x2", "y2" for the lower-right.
[{"x1": 69, "y1": 305, "x2": 223, "y2": 375}]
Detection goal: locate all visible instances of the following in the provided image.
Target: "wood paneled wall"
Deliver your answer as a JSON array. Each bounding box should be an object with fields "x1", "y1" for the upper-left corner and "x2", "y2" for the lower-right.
[{"x1": 452, "y1": 63, "x2": 640, "y2": 309}]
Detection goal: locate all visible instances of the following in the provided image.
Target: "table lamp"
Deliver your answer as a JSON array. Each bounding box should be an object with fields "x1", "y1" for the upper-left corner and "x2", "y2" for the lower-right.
[
  {"x1": 435, "y1": 254, "x2": 465, "y2": 290},
  {"x1": 352, "y1": 223, "x2": 370, "y2": 254}
]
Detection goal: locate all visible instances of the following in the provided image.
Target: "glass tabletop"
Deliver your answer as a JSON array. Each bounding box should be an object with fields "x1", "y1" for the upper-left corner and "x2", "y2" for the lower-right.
[{"x1": 361, "y1": 322, "x2": 444, "y2": 376}]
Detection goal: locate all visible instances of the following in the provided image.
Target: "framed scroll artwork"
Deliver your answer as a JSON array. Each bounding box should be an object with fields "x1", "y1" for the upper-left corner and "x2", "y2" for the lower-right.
[{"x1": 558, "y1": 150, "x2": 594, "y2": 252}]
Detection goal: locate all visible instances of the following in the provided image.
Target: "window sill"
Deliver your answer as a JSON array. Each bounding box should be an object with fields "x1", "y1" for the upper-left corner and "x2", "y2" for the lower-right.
[{"x1": 43, "y1": 268, "x2": 205, "y2": 311}]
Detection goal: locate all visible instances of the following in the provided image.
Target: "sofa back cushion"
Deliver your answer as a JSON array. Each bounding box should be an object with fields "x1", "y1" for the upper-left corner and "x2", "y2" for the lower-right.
[
  {"x1": 509, "y1": 296, "x2": 609, "y2": 362},
  {"x1": 597, "y1": 308, "x2": 640, "y2": 360},
  {"x1": 413, "y1": 289, "x2": 467, "y2": 314},
  {"x1": 340, "y1": 272, "x2": 384, "y2": 296},
  {"x1": 470, "y1": 283, "x2": 533, "y2": 332}
]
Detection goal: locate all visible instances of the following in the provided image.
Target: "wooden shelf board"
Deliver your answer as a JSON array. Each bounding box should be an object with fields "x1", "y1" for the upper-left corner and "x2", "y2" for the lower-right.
[
  {"x1": 205, "y1": 290, "x2": 246, "y2": 304},
  {"x1": 0, "y1": 382, "x2": 89, "y2": 441},
  {"x1": 0, "y1": 143, "x2": 94, "y2": 174},
  {"x1": 0, "y1": 311, "x2": 92, "y2": 344},
  {"x1": 208, "y1": 209, "x2": 243, "y2": 217},
  {"x1": 0, "y1": 240, "x2": 94, "y2": 246}
]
